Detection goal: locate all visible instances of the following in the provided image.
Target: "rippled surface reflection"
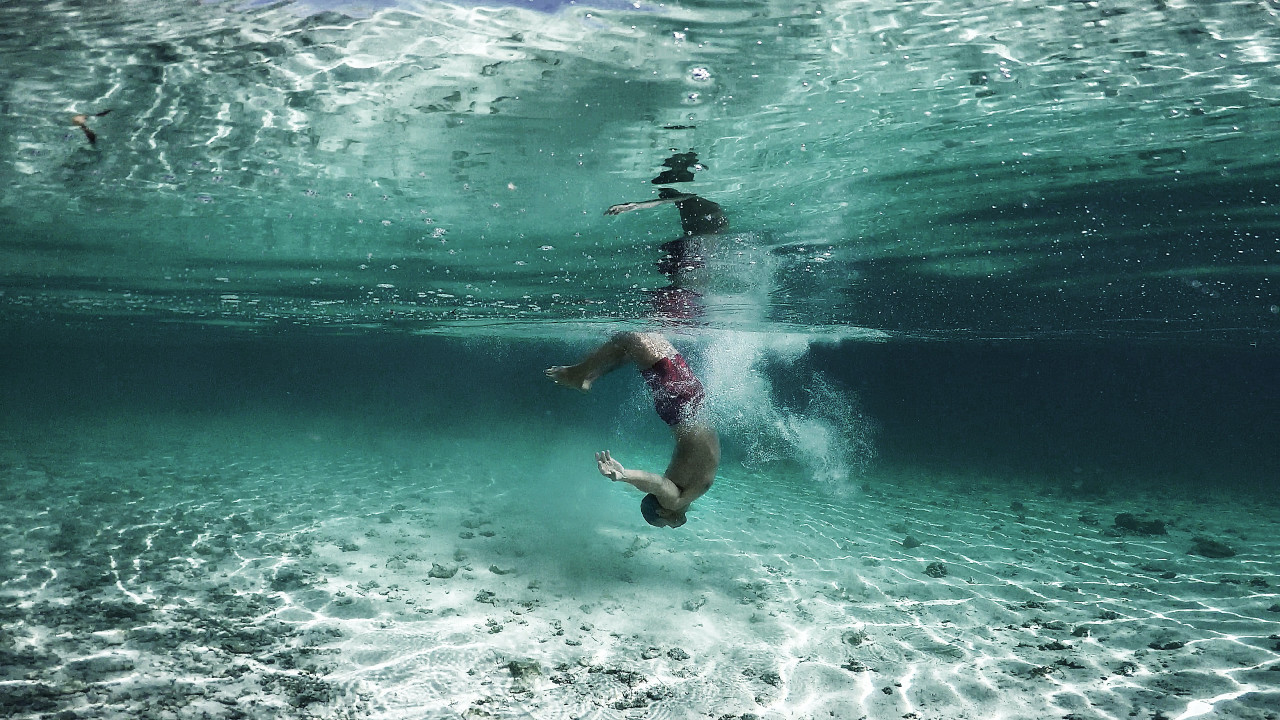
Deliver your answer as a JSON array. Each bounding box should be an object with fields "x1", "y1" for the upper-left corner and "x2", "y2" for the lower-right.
[{"x1": 1, "y1": 0, "x2": 1278, "y2": 339}]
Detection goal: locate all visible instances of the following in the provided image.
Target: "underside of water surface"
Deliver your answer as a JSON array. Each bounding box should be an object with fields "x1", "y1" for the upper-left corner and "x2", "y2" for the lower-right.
[{"x1": 1, "y1": 0, "x2": 1277, "y2": 339}]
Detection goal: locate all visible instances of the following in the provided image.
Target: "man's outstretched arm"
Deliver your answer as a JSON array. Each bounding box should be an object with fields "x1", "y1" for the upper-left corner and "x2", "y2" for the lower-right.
[{"x1": 595, "y1": 450, "x2": 684, "y2": 510}]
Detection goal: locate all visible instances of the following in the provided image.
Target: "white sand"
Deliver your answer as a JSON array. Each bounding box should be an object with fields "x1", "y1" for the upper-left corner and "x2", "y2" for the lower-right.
[{"x1": 1, "y1": 413, "x2": 1277, "y2": 720}]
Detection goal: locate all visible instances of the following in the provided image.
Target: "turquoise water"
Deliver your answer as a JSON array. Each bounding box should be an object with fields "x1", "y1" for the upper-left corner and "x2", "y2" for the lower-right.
[
  {"x1": 3, "y1": 0, "x2": 1278, "y2": 336},
  {"x1": 3, "y1": 1, "x2": 1280, "y2": 719}
]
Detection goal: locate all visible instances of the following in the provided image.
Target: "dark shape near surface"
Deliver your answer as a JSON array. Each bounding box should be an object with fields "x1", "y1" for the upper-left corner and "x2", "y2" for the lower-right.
[
  {"x1": 651, "y1": 151, "x2": 704, "y2": 184},
  {"x1": 657, "y1": 188, "x2": 728, "y2": 236}
]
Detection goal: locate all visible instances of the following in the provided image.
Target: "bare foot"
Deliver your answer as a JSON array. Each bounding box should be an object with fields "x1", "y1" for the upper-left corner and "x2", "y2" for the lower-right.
[{"x1": 545, "y1": 365, "x2": 593, "y2": 391}]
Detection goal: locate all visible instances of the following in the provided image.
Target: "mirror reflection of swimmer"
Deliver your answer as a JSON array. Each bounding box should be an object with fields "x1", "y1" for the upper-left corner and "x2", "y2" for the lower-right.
[
  {"x1": 607, "y1": 187, "x2": 727, "y2": 324},
  {"x1": 547, "y1": 152, "x2": 724, "y2": 528}
]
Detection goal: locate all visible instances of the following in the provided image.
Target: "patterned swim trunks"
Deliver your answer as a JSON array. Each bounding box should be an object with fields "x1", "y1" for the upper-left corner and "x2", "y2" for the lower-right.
[{"x1": 639, "y1": 353, "x2": 705, "y2": 426}]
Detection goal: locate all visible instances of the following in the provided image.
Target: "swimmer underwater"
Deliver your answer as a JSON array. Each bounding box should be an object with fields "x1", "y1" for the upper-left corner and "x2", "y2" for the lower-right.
[{"x1": 546, "y1": 332, "x2": 720, "y2": 528}]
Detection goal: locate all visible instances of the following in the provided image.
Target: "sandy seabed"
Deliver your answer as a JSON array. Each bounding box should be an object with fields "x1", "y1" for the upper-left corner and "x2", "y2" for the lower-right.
[{"x1": 1, "y1": 413, "x2": 1277, "y2": 720}]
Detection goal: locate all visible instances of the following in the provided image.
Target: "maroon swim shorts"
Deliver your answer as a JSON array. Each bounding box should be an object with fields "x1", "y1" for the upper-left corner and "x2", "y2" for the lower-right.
[{"x1": 639, "y1": 353, "x2": 705, "y2": 426}]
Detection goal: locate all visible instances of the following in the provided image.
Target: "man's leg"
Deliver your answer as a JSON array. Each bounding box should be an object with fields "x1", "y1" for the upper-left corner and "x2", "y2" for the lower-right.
[{"x1": 546, "y1": 332, "x2": 671, "y2": 391}]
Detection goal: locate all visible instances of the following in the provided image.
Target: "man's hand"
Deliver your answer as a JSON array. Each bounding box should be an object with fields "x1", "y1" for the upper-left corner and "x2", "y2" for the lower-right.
[
  {"x1": 604, "y1": 203, "x2": 639, "y2": 215},
  {"x1": 595, "y1": 450, "x2": 626, "y2": 482}
]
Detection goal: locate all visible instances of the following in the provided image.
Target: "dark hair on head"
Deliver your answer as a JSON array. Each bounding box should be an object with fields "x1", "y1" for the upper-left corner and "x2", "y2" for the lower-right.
[{"x1": 641, "y1": 493, "x2": 687, "y2": 528}]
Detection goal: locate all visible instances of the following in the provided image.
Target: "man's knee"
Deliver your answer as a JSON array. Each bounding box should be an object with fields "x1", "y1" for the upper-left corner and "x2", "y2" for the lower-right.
[
  {"x1": 611, "y1": 331, "x2": 650, "y2": 354},
  {"x1": 611, "y1": 331, "x2": 644, "y2": 346},
  {"x1": 613, "y1": 332, "x2": 666, "y2": 366}
]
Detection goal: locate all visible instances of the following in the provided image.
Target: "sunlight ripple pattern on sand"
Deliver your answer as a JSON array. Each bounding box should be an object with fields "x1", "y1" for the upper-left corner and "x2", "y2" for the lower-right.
[{"x1": 1, "y1": 418, "x2": 1277, "y2": 719}]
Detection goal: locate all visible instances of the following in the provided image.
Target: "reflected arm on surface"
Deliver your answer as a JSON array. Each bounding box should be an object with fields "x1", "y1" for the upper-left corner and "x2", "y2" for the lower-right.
[{"x1": 604, "y1": 192, "x2": 695, "y2": 216}]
